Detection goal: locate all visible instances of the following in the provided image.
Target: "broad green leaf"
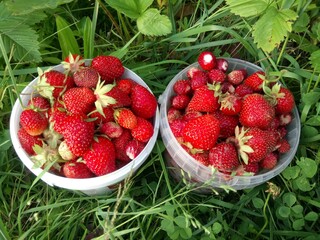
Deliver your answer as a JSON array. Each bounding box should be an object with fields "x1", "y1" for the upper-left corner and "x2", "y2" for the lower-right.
[
  {"x1": 105, "y1": 0, "x2": 153, "y2": 19},
  {"x1": 252, "y1": 197, "x2": 264, "y2": 209},
  {"x1": 301, "y1": 126, "x2": 318, "y2": 138},
  {"x1": 282, "y1": 192, "x2": 296, "y2": 207},
  {"x1": 4, "y1": 0, "x2": 74, "y2": 15},
  {"x1": 55, "y1": 15, "x2": 80, "y2": 59},
  {"x1": 226, "y1": 0, "x2": 271, "y2": 18},
  {"x1": 301, "y1": 91, "x2": 320, "y2": 105},
  {"x1": 305, "y1": 211, "x2": 319, "y2": 222},
  {"x1": 297, "y1": 157, "x2": 317, "y2": 178},
  {"x1": 293, "y1": 12, "x2": 310, "y2": 33},
  {"x1": 179, "y1": 227, "x2": 192, "y2": 239},
  {"x1": 174, "y1": 216, "x2": 189, "y2": 228},
  {"x1": 282, "y1": 166, "x2": 300, "y2": 180},
  {"x1": 137, "y1": 8, "x2": 172, "y2": 36},
  {"x1": 310, "y1": 50, "x2": 320, "y2": 72},
  {"x1": 83, "y1": 17, "x2": 94, "y2": 59},
  {"x1": 296, "y1": 176, "x2": 315, "y2": 192},
  {"x1": 161, "y1": 219, "x2": 175, "y2": 234},
  {"x1": 305, "y1": 116, "x2": 320, "y2": 126},
  {"x1": 212, "y1": 222, "x2": 222, "y2": 234},
  {"x1": 252, "y1": 7, "x2": 298, "y2": 53},
  {"x1": 292, "y1": 218, "x2": 305, "y2": 230},
  {"x1": 277, "y1": 206, "x2": 291, "y2": 218}
]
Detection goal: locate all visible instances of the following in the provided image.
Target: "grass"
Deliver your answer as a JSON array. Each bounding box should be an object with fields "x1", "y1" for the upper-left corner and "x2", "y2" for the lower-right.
[{"x1": 1, "y1": 0, "x2": 320, "y2": 239}]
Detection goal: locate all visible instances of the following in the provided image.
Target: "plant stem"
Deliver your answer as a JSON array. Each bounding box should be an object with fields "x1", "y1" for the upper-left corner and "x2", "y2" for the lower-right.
[{"x1": 255, "y1": 193, "x2": 271, "y2": 240}]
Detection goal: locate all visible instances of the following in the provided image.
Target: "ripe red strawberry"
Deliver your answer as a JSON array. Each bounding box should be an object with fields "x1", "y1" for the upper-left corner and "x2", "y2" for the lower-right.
[
  {"x1": 187, "y1": 85, "x2": 220, "y2": 113},
  {"x1": 83, "y1": 137, "x2": 116, "y2": 176},
  {"x1": 105, "y1": 85, "x2": 132, "y2": 108},
  {"x1": 114, "y1": 108, "x2": 137, "y2": 129},
  {"x1": 27, "y1": 96, "x2": 50, "y2": 112},
  {"x1": 236, "y1": 127, "x2": 269, "y2": 164},
  {"x1": 91, "y1": 55, "x2": 124, "y2": 83},
  {"x1": 116, "y1": 78, "x2": 136, "y2": 95},
  {"x1": 20, "y1": 109, "x2": 48, "y2": 136},
  {"x1": 62, "y1": 53, "x2": 85, "y2": 73},
  {"x1": 242, "y1": 162, "x2": 259, "y2": 175},
  {"x1": 63, "y1": 87, "x2": 96, "y2": 115},
  {"x1": 88, "y1": 106, "x2": 114, "y2": 125},
  {"x1": 37, "y1": 70, "x2": 75, "y2": 99},
  {"x1": 18, "y1": 128, "x2": 43, "y2": 155},
  {"x1": 198, "y1": 51, "x2": 217, "y2": 71},
  {"x1": 220, "y1": 94, "x2": 242, "y2": 116},
  {"x1": 208, "y1": 142, "x2": 239, "y2": 172},
  {"x1": 100, "y1": 121, "x2": 123, "y2": 138},
  {"x1": 216, "y1": 58, "x2": 228, "y2": 72},
  {"x1": 277, "y1": 139, "x2": 290, "y2": 153},
  {"x1": 113, "y1": 129, "x2": 132, "y2": 162},
  {"x1": 191, "y1": 70, "x2": 209, "y2": 90},
  {"x1": 62, "y1": 160, "x2": 94, "y2": 178},
  {"x1": 125, "y1": 139, "x2": 146, "y2": 160},
  {"x1": 227, "y1": 69, "x2": 245, "y2": 85},
  {"x1": 235, "y1": 83, "x2": 254, "y2": 97},
  {"x1": 169, "y1": 118, "x2": 187, "y2": 137},
  {"x1": 131, "y1": 117, "x2": 154, "y2": 142},
  {"x1": 212, "y1": 111, "x2": 238, "y2": 138},
  {"x1": 274, "y1": 86, "x2": 295, "y2": 114},
  {"x1": 183, "y1": 111, "x2": 203, "y2": 121},
  {"x1": 265, "y1": 129, "x2": 281, "y2": 153},
  {"x1": 243, "y1": 71, "x2": 265, "y2": 92},
  {"x1": 63, "y1": 114, "x2": 95, "y2": 156},
  {"x1": 171, "y1": 94, "x2": 190, "y2": 109},
  {"x1": 182, "y1": 114, "x2": 220, "y2": 150},
  {"x1": 190, "y1": 151, "x2": 209, "y2": 166},
  {"x1": 131, "y1": 84, "x2": 157, "y2": 119},
  {"x1": 50, "y1": 106, "x2": 68, "y2": 135},
  {"x1": 208, "y1": 69, "x2": 226, "y2": 83},
  {"x1": 260, "y1": 152, "x2": 278, "y2": 170},
  {"x1": 239, "y1": 93, "x2": 275, "y2": 129},
  {"x1": 173, "y1": 79, "x2": 192, "y2": 95},
  {"x1": 73, "y1": 67, "x2": 99, "y2": 88},
  {"x1": 187, "y1": 67, "x2": 201, "y2": 78}
]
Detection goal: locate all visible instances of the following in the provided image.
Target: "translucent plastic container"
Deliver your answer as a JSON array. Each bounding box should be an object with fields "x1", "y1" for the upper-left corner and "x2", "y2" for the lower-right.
[
  {"x1": 10, "y1": 61, "x2": 160, "y2": 196},
  {"x1": 159, "y1": 58, "x2": 301, "y2": 192}
]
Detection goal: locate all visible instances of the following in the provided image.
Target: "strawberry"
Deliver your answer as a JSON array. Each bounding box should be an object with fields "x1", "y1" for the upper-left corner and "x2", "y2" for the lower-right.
[
  {"x1": 88, "y1": 106, "x2": 114, "y2": 125},
  {"x1": 113, "y1": 129, "x2": 132, "y2": 162},
  {"x1": 63, "y1": 87, "x2": 96, "y2": 115},
  {"x1": 208, "y1": 142, "x2": 239, "y2": 173},
  {"x1": 239, "y1": 93, "x2": 275, "y2": 129},
  {"x1": 91, "y1": 55, "x2": 124, "y2": 83},
  {"x1": 212, "y1": 111, "x2": 238, "y2": 138},
  {"x1": 114, "y1": 108, "x2": 137, "y2": 129},
  {"x1": 208, "y1": 69, "x2": 226, "y2": 83},
  {"x1": 37, "y1": 70, "x2": 75, "y2": 99},
  {"x1": 274, "y1": 86, "x2": 295, "y2": 114},
  {"x1": 220, "y1": 93, "x2": 242, "y2": 116},
  {"x1": 18, "y1": 128, "x2": 43, "y2": 155},
  {"x1": 190, "y1": 151, "x2": 209, "y2": 166},
  {"x1": 131, "y1": 117, "x2": 154, "y2": 143},
  {"x1": 220, "y1": 81, "x2": 235, "y2": 94},
  {"x1": 227, "y1": 69, "x2": 245, "y2": 85},
  {"x1": 20, "y1": 109, "x2": 48, "y2": 136},
  {"x1": 173, "y1": 79, "x2": 192, "y2": 95},
  {"x1": 116, "y1": 78, "x2": 136, "y2": 95},
  {"x1": 236, "y1": 127, "x2": 269, "y2": 164},
  {"x1": 169, "y1": 118, "x2": 187, "y2": 137},
  {"x1": 277, "y1": 139, "x2": 290, "y2": 153},
  {"x1": 83, "y1": 137, "x2": 116, "y2": 176},
  {"x1": 62, "y1": 160, "x2": 95, "y2": 178},
  {"x1": 216, "y1": 58, "x2": 228, "y2": 72},
  {"x1": 50, "y1": 106, "x2": 68, "y2": 135},
  {"x1": 198, "y1": 51, "x2": 216, "y2": 71},
  {"x1": 131, "y1": 84, "x2": 157, "y2": 119},
  {"x1": 100, "y1": 121, "x2": 123, "y2": 138},
  {"x1": 167, "y1": 107, "x2": 182, "y2": 123},
  {"x1": 191, "y1": 70, "x2": 209, "y2": 90},
  {"x1": 260, "y1": 152, "x2": 278, "y2": 170},
  {"x1": 234, "y1": 84, "x2": 254, "y2": 97},
  {"x1": 182, "y1": 114, "x2": 220, "y2": 150},
  {"x1": 278, "y1": 113, "x2": 293, "y2": 126},
  {"x1": 187, "y1": 85, "x2": 220, "y2": 113},
  {"x1": 62, "y1": 53, "x2": 85, "y2": 73},
  {"x1": 27, "y1": 96, "x2": 50, "y2": 112},
  {"x1": 242, "y1": 162, "x2": 259, "y2": 175},
  {"x1": 63, "y1": 114, "x2": 95, "y2": 157},
  {"x1": 105, "y1": 85, "x2": 132, "y2": 108},
  {"x1": 243, "y1": 71, "x2": 265, "y2": 92},
  {"x1": 171, "y1": 94, "x2": 190, "y2": 109},
  {"x1": 183, "y1": 111, "x2": 203, "y2": 121},
  {"x1": 58, "y1": 140, "x2": 76, "y2": 161},
  {"x1": 125, "y1": 139, "x2": 146, "y2": 160},
  {"x1": 187, "y1": 67, "x2": 201, "y2": 78},
  {"x1": 73, "y1": 66, "x2": 99, "y2": 88}
]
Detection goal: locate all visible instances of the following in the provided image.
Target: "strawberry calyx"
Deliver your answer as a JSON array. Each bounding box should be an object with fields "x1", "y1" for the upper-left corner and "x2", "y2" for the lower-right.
[
  {"x1": 31, "y1": 143, "x2": 64, "y2": 171},
  {"x1": 62, "y1": 53, "x2": 85, "y2": 74},
  {"x1": 263, "y1": 82, "x2": 286, "y2": 106},
  {"x1": 36, "y1": 67, "x2": 55, "y2": 100},
  {"x1": 234, "y1": 126, "x2": 254, "y2": 165},
  {"x1": 94, "y1": 79, "x2": 117, "y2": 117}
]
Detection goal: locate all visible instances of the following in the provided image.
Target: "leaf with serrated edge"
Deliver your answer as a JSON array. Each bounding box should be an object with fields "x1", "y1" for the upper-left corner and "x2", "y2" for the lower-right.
[
  {"x1": 252, "y1": 7, "x2": 298, "y2": 52},
  {"x1": 137, "y1": 8, "x2": 172, "y2": 36},
  {"x1": 105, "y1": 0, "x2": 153, "y2": 19},
  {"x1": 310, "y1": 49, "x2": 320, "y2": 72},
  {"x1": 226, "y1": 0, "x2": 271, "y2": 18}
]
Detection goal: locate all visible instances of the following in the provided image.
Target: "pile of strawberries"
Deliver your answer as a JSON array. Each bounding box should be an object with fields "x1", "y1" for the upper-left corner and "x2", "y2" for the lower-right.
[
  {"x1": 18, "y1": 54, "x2": 157, "y2": 178},
  {"x1": 167, "y1": 51, "x2": 295, "y2": 176}
]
